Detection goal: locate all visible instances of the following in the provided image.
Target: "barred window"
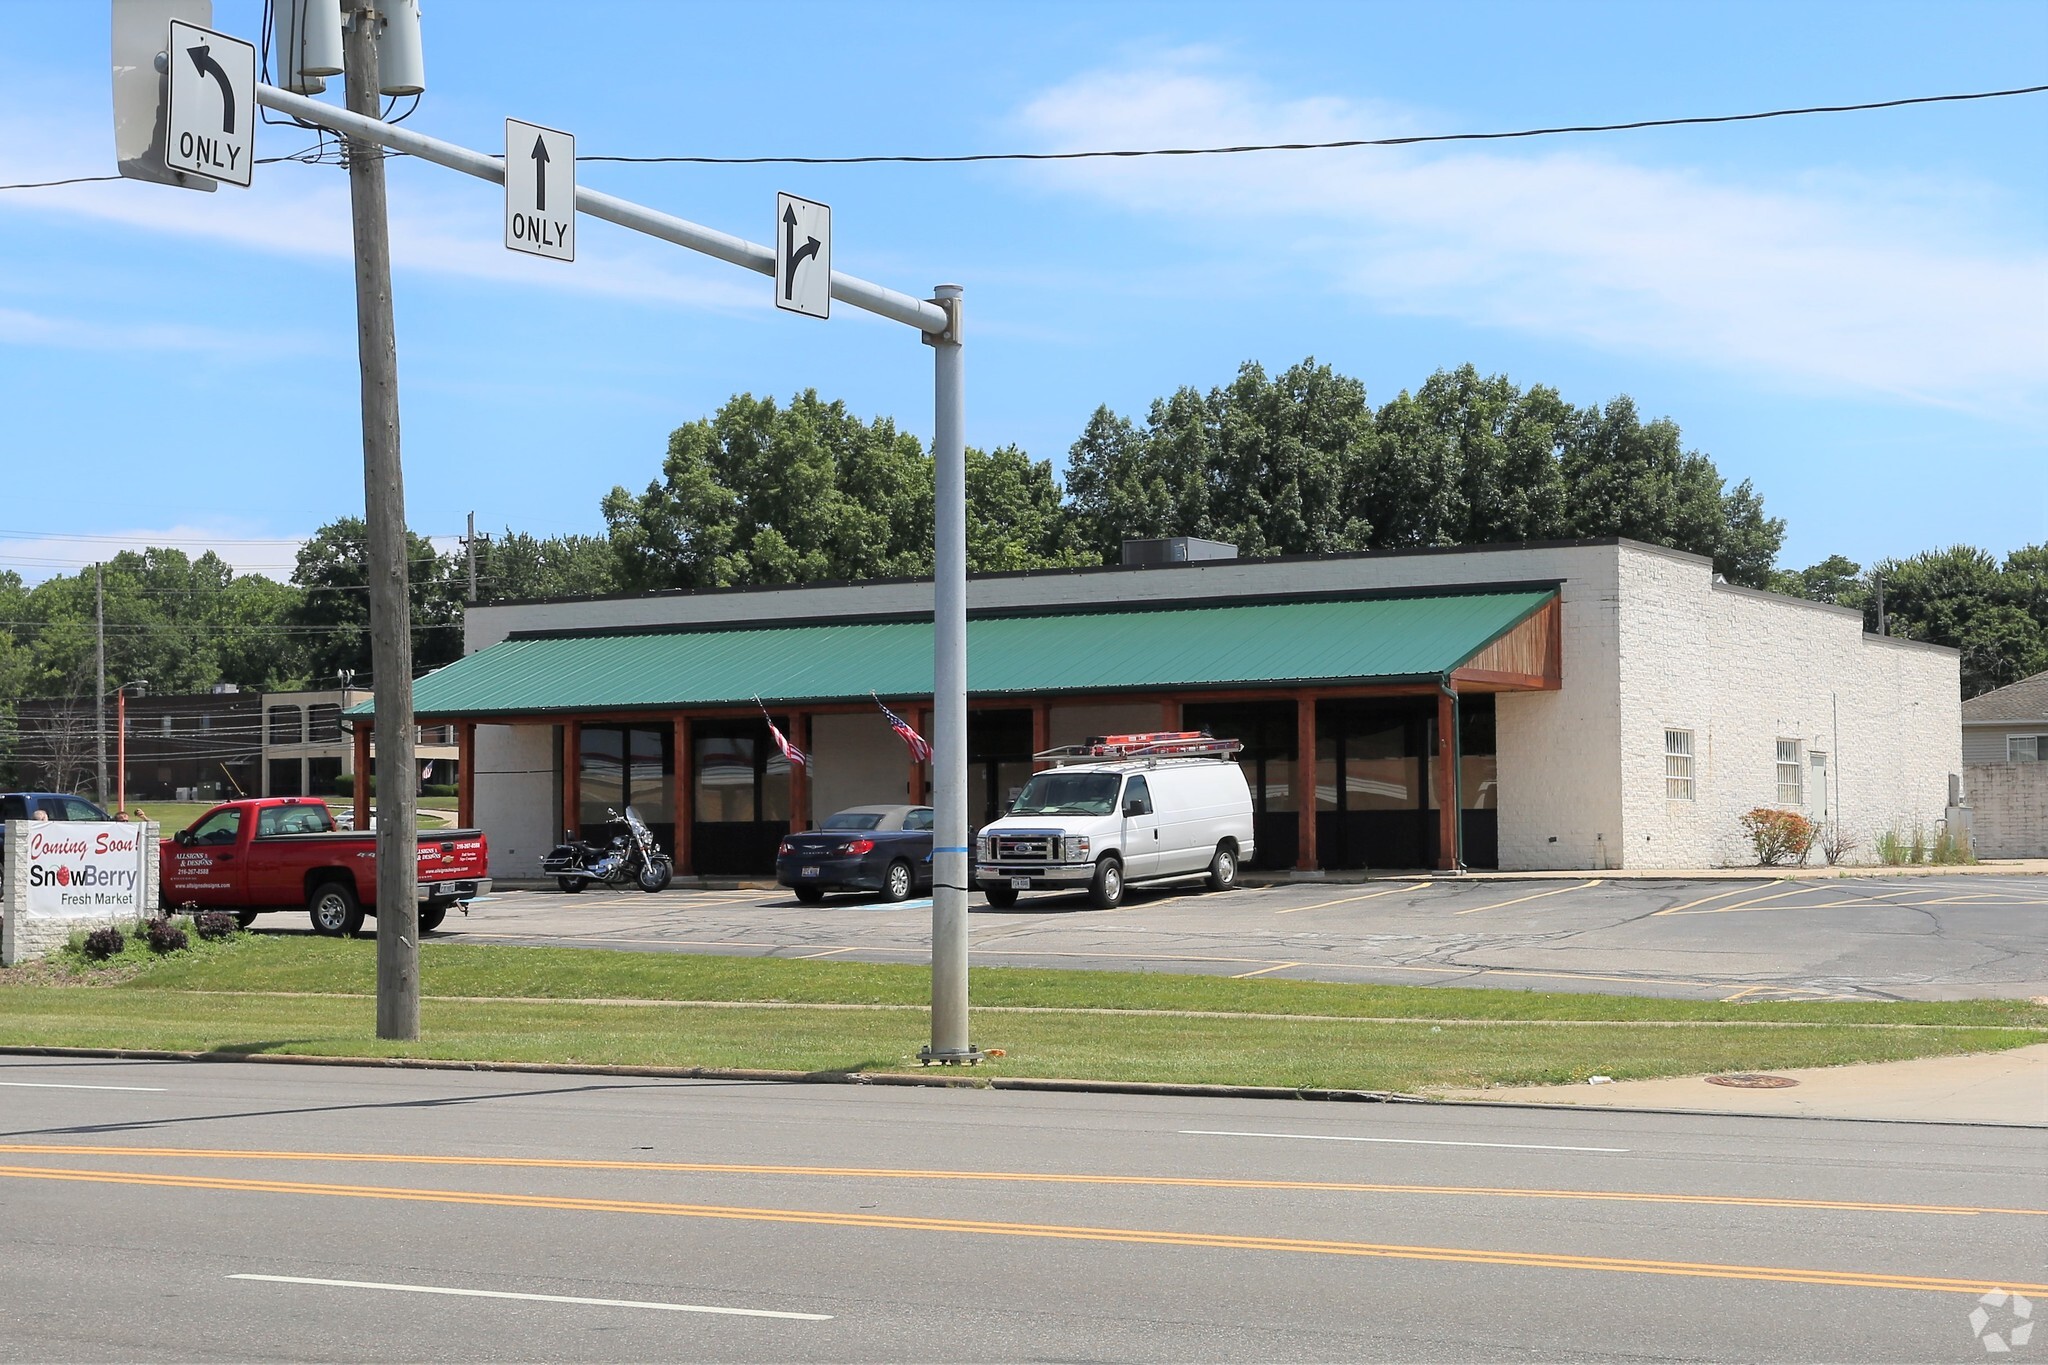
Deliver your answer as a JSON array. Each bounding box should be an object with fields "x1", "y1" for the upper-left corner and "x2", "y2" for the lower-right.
[
  {"x1": 1664, "y1": 729, "x2": 1694, "y2": 800},
  {"x1": 1776, "y1": 739, "x2": 1803, "y2": 805}
]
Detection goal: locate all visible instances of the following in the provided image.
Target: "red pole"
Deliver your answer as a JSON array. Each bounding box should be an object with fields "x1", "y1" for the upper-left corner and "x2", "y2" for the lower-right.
[{"x1": 116, "y1": 687, "x2": 127, "y2": 818}]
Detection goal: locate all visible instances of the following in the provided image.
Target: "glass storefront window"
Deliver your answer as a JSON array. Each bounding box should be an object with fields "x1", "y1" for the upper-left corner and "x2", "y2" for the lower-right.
[
  {"x1": 695, "y1": 734, "x2": 757, "y2": 822},
  {"x1": 579, "y1": 727, "x2": 626, "y2": 827},
  {"x1": 628, "y1": 727, "x2": 673, "y2": 823}
]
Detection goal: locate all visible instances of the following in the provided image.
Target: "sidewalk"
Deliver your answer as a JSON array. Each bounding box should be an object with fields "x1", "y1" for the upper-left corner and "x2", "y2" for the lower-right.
[
  {"x1": 1431, "y1": 1044, "x2": 2048, "y2": 1125},
  {"x1": 1246, "y1": 858, "x2": 2048, "y2": 885}
]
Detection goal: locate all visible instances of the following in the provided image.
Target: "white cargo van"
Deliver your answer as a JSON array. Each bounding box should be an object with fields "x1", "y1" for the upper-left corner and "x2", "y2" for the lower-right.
[{"x1": 974, "y1": 733, "x2": 1255, "y2": 909}]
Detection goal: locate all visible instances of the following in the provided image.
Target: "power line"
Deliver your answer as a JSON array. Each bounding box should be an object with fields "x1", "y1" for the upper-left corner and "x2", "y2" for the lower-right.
[
  {"x1": 3, "y1": 83, "x2": 2042, "y2": 192},
  {"x1": 577, "y1": 84, "x2": 2048, "y2": 166}
]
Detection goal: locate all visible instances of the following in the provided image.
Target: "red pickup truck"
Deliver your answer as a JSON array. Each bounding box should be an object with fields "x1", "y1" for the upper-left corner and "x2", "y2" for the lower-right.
[{"x1": 160, "y1": 797, "x2": 489, "y2": 937}]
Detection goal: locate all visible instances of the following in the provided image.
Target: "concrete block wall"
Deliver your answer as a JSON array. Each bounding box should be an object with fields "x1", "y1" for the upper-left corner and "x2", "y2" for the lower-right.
[
  {"x1": 810, "y1": 713, "x2": 917, "y2": 818},
  {"x1": 1965, "y1": 762, "x2": 2048, "y2": 859},
  {"x1": 1613, "y1": 545, "x2": 1717, "y2": 869},
  {"x1": 1698, "y1": 588, "x2": 1958, "y2": 867}
]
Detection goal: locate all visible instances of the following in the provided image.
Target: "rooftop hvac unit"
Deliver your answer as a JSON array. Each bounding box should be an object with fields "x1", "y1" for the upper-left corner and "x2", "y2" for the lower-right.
[{"x1": 1119, "y1": 536, "x2": 1238, "y2": 566}]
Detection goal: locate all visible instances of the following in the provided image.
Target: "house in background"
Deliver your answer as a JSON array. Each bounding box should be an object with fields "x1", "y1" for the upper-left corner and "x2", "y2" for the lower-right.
[{"x1": 1963, "y1": 670, "x2": 2048, "y2": 858}]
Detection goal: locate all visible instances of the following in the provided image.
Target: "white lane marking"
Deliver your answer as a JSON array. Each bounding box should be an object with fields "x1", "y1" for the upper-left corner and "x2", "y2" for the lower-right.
[
  {"x1": 229, "y1": 1275, "x2": 832, "y2": 1320},
  {"x1": 0, "y1": 1081, "x2": 167, "y2": 1092},
  {"x1": 1181, "y1": 1129, "x2": 1629, "y2": 1154}
]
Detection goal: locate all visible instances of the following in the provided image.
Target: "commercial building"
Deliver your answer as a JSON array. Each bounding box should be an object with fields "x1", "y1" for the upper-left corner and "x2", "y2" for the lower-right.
[
  {"x1": 258, "y1": 686, "x2": 459, "y2": 800},
  {"x1": 368, "y1": 538, "x2": 1961, "y2": 878}
]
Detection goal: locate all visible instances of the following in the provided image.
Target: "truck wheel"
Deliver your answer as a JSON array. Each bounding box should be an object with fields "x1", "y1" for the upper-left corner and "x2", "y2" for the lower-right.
[
  {"x1": 636, "y1": 857, "x2": 673, "y2": 893},
  {"x1": 793, "y1": 885, "x2": 825, "y2": 904},
  {"x1": 1087, "y1": 856, "x2": 1125, "y2": 910},
  {"x1": 235, "y1": 910, "x2": 261, "y2": 930},
  {"x1": 981, "y1": 885, "x2": 1019, "y2": 909},
  {"x1": 1206, "y1": 842, "x2": 1239, "y2": 892},
  {"x1": 308, "y1": 881, "x2": 364, "y2": 938},
  {"x1": 419, "y1": 905, "x2": 447, "y2": 934},
  {"x1": 557, "y1": 876, "x2": 586, "y2": 894},
  {"x1": 880, "y1": 860, "x2": 914, "y2": 902}
]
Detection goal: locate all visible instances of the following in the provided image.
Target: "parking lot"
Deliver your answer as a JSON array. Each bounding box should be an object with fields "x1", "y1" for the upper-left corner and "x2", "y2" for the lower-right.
[{"x1": 386, "y1": 872, "x2": 2048, "y2": 1003}]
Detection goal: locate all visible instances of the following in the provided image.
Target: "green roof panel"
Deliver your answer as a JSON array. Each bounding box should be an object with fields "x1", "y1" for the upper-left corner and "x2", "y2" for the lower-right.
[{"x1": 366, "y1": 590, "x2": 1555, "y2": 719}]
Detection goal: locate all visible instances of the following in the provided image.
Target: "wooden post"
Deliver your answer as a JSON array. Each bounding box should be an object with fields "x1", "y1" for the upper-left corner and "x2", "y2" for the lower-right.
[
  {"x1": 790, "y1": 711, "x2": 811, "y2": 832},
  {"x1": 562, "y1": 718, "x2": 582, "y2": 839},
  {"x1": 673, "y1": 716, "x2": 692, "y2": 875},
  {"x1": 1295, "y1": 693, "x2": 1318, "y2": 871},
  {"x1": 352, "y1": 720, "x2": 371, "y2": 832},
  {"x1": 1436, "y1": 688, "x2": 1459, "y2": 872},
  {"x1": 456, "y1": 722, "x2": 475, "y2": 829},
  {"x1": 1030, "y1": 701, "x2": 1051, "y2": 770}
]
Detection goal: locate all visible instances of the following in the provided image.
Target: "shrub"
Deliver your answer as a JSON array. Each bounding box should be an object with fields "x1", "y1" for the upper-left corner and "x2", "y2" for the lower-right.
[
  {"x1": 194, "y1": 911, "x2": 239, "y2": 941},
  {"x1": 141, "y1": 915, "x2": 189, "y2": 954},
  {"x1": 1877, "y1": 825, "x2": 1938, "y2": 866},
  {"x1": 334, "y1": 774, "x2": 374, "y2": 797},
  {"x1": 82, "y1": 926, "x2": 125, "y2": 961},
  {"x1": 1819, "y1": 822, "x2": 1861, "y2": 867},
  {"x1": 1932, "y1": 825, "x2": 1977, "y2": 865},
  {"x1": 423, "y1": 783, "x2": 458, "y2": 798},
  {"x1": 1739, "y1": 807, "x2": 1816, "y2": 866}
]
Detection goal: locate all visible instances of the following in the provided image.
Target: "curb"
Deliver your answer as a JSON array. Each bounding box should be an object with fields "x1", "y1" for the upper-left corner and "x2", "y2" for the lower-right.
[{"x1": 6, "y1": 1045, "x2": 2040, "y2": 1128}]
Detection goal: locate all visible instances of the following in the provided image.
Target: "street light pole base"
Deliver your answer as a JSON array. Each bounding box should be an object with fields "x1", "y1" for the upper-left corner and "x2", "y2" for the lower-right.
[{"x1": 918, "y1": 1045, "x2": 985, "y2": 1066}]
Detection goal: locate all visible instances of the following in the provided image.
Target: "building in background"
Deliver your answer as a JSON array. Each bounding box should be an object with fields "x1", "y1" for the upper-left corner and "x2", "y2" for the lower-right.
[
  {"x1": 1962, "y1": 670, "x2": 2048, "y2": 859},
  {"x1": 352, "y1": 538, "x2": 1962, "y2": 879},
  {"x1": 258, "y1": 686, "x2": 459, "y2": 799}
]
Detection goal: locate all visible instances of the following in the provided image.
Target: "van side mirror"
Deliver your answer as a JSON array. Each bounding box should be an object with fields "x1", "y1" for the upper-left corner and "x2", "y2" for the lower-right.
[
  {"x1": 1124, "y1": 800, "x2": 1145, "y2": 817},
  {"x1": 175, "y1": 830, "x2": 192, "y2": 847}
]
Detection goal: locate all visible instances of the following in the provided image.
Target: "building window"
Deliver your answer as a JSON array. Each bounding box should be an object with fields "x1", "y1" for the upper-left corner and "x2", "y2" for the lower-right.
[
  {"x1": 308, "y1": 704, "x2": 343, "y2": 742},
  {"x1": 269, "y1": 705, "x2": 303, "y2": 745},
  {"x1": 1664, "y1": 730, "x2": 1693, "y2": 800},
  {"x1": 2009, "y1": 736, "x2": 2043, "y2": 763},
  {"x1": 1776, "y1": 739, "x2": 1803, "y2": 805}
]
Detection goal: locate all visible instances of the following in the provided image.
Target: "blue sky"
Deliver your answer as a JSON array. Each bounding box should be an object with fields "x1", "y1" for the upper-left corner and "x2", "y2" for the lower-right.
[{"x1": 2, "y1": 0, "x2": 2043, "y2": 585}]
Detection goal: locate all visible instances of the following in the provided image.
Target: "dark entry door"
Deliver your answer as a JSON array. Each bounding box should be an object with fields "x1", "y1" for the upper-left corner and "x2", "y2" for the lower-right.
[{"x1": 691, "y1": 719, "x2": 791, "y2": 875}]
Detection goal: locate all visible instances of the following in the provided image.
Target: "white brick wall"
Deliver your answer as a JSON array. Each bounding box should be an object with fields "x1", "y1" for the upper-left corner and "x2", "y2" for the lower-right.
[{"x1": 1965, "y1": 762, "x2": 2048, "y2": 858}]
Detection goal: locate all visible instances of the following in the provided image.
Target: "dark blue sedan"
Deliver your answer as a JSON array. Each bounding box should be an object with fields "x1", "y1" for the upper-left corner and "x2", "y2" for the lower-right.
[{"x1": 776, "y1": 805, "x2": 934, "y2": 903}]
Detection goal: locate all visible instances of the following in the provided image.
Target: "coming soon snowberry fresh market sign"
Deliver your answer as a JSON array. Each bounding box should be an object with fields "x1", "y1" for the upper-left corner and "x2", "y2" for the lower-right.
[{"x1": 23, "y1": 824, "x2": 148, "y2": 912}]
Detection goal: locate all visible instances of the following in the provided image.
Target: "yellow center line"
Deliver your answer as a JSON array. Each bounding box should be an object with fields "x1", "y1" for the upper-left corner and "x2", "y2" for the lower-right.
[
  {"x1": 1453, "y1": 880, "x2": 1603, "y2": 916},
  {"x1": 1275, "y1": 883, "x2": 1427, "y2": 915},
  {"x1": 2, "y1": 1145, "x2": 2037, "y2": 1218},
  {"x1": 1, "y1": 1165, "x2": 2034, "y2": 1297},
  {"x1": 1229, "y1": 962, "x2": 1302, "y2": 980}
]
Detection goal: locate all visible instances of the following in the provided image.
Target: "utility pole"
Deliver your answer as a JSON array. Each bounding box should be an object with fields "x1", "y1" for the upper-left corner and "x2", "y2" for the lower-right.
[
  {"x1": 1875, "y1": 574, "x2": 1887, "y2": 636},
  {"x1": 94, "y1": 564, "x2": 107, "y2": 802},
  {"x1": 344, "y1": 4, "x2": 419, "y2": 1042},
  {"x1": 464, "y1": 510, "x2": 478, "y2": 605}
]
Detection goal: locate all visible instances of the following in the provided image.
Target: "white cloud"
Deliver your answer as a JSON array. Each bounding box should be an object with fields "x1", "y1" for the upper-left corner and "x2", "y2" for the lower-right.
[
  {"x1": 0, "y1": 525, "x2": 464, "y2": 586},
  {"x1": 1014, "y1": 58, "x2": 2048, "y2": 414},
  {"x1": 0, "y1": 305, "x2": 323, "y2": 357}
]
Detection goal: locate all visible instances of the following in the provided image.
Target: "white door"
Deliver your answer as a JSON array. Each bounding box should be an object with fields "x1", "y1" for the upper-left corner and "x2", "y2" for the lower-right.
[{"x1": 1119, "y1": 774, "x2": 1160, "y2": 878}]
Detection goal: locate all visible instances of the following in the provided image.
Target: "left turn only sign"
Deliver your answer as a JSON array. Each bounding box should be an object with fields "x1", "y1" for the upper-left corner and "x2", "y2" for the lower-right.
[
  {"x1": 165, "y1": 20, "x2": 255, "y2": 187},
  {"x1": 505, "y1": 119, "x2": 575, "y2": 262}
]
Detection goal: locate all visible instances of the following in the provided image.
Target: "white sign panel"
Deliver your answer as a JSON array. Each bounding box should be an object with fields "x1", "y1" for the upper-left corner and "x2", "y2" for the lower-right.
[
  {"x1": 775, "y1": 192, "x2": 831, "y2": 319},
  {"x1": 164, "y1": 18, "x2": 254, "y2": 187},
  {"x1": 506, "y1": 119, "x2": 575, "y2": 262},
  {"x1": 21, "y1": 822, "x2": 150, "y2": 918}
]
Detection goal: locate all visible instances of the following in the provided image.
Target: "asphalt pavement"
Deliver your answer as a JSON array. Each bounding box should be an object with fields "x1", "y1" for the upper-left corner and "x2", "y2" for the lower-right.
[
  {"x1": 366, "y1": 872, "x2": 2048, "y2": 1002},
  {"x1": 1, "y1": 1055, "x2": 2041, "y2": 1362}
]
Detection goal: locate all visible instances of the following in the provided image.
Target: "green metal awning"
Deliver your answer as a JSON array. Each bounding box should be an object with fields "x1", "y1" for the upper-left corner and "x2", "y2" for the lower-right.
[{"x1": 355, "y1": 589, "x2": 1555, "y2": 720}]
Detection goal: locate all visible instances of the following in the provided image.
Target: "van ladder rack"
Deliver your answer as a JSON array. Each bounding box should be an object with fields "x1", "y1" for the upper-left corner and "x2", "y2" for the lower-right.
[{"x1": 1034, "y1": 732, "x2": 1244, "y2": 765}]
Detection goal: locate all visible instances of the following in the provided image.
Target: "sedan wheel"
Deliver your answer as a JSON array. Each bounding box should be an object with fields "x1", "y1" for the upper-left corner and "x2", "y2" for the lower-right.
[{"x1": 881, "y1": 860, "x2": 914, "y2": 903}]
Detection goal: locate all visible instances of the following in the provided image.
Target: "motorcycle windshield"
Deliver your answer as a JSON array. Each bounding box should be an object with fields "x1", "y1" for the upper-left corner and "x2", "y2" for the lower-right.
[{"x1": 622, "y1": 806, "x2": 652, "y2": 838}]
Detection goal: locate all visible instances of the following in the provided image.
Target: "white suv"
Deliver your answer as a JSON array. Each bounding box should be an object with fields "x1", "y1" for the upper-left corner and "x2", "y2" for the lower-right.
[{"x1": 975, "y1": 749, "x2": 1255, "y2": 909}]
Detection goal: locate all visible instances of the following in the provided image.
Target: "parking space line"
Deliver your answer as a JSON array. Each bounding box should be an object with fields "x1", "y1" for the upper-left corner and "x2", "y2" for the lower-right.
[
  {"x1": 1452, "y1": 880, "x2": 1602, "y2": 915},
  {"x1": 1274, "y1": 883, "x2": 1424, "y2": 915},
  {"x1": 794, "y1": 947, "x2": 858, "y2": 960},
  {"x1": 1229, "y1": 962, "x2": 1301, "y2": 979},
  {"x1": 0, "y1": 1081, "x2": 168, "y2": 1092},
  {"x1": 1653, "y1": 882, "x2": 1781, "y2": 916},
  {"x1": 229, "y1": 1274, "x2": 832, "y2": 1320}
]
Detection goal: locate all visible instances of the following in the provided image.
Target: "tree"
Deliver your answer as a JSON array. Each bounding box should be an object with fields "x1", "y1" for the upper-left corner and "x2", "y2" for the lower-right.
[
  {"x1": 476, "y1": 530, "x2": 618, "y2": 602},
  {"x1": 966, "y1": 445, "x2": 1092, "y2": 573},
  {"x1": 289, "y1": 517, "x2": 463, "y2": 683},
  {"x1": 1866, "y1": 545, "x2": 2048, "y2": 696},
  {"x1": 1770, "y1": 554, "x2": 1865, "y2": 605}
]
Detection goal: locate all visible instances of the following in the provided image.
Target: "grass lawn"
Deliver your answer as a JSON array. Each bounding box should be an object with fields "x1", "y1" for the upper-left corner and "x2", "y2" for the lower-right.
[{"x1": 2, "y1": 936, "x2": 2041, "y2": 1093}]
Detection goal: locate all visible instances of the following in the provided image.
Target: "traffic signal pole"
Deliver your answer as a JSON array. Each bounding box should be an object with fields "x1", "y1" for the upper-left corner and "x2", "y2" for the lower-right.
[{"x1": 250, "y1": 81, "x2": 976, "y2": 1062}]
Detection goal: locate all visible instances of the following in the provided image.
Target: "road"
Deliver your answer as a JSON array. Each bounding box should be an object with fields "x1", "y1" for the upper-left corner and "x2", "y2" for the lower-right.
[
  {"x1": 0, "y1": 1056, "x2": 2040, "y2": 1362},
  {"x1": 370, "y1": 873, "x2": 2048, "y2": 1002}
]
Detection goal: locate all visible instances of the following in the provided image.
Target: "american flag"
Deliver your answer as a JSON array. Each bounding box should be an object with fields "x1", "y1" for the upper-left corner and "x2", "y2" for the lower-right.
[
  {"x1": 876, "y1": 696, "x2": 932, "y2": 763},
  {"x1": 765, "y1": 717, "x2": 808, "y2": 769}
]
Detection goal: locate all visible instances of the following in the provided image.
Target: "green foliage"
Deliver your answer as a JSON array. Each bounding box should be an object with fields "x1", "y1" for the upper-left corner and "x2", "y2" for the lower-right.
[
  {"x1": 289, "y1": 517, "x2": 465, "y2": 680},
  {"x1": 1739, "y1": 807, "x2": 1816, "y2": 866},
  {"x1": 475, "y1": 529, "x2": 618, "y2": 602}
]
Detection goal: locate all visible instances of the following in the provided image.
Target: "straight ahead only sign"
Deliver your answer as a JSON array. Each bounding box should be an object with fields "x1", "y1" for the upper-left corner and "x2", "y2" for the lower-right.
[
  {"x1": 165, "y1": 19, "x2": 255, "y2": 187},
  {"x1": 505, "y1": 119, "x2": 575, "y2": 262}
]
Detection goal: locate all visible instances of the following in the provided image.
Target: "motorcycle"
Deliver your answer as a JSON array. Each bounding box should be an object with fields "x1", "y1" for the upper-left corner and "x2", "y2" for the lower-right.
[{"x1": 542, "y1": 805, "x2": 675, "y2": 893}]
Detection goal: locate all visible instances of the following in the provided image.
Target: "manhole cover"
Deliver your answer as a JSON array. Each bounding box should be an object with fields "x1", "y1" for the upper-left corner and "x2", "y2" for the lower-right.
[{"x1": 1706, "y1": 1073, "x2": 1800, "y2": 1089}]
